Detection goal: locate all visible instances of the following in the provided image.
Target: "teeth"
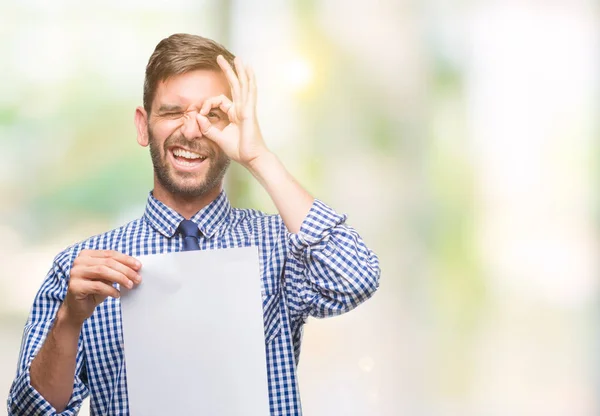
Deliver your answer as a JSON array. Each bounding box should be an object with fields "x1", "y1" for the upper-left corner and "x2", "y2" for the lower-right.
[
  {"x1": 173, "y1": 148, "x2": 204, "y2": 160},
  {"x1": 178, "y1": 159, "x2": 198, "y2": 166}
]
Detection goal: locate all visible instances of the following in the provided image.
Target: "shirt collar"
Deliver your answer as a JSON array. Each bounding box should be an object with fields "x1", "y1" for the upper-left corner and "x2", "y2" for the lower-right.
[{"x1": 143, "y1": 190, "x2": 232, "y2": 239}]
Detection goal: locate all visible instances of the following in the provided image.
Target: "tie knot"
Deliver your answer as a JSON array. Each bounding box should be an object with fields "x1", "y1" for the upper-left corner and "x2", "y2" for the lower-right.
[{"x1": 178, "y1": 219, "x2": 201, "y2": 239}]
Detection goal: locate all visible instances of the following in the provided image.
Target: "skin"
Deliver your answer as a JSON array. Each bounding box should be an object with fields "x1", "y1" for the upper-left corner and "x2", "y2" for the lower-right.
[{"x1": 30, "y1": 55, "x2": 314, "y2": 411}]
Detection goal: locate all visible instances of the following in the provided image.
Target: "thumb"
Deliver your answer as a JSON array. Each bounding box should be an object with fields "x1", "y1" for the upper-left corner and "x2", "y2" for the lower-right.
[{"x1": 197, "y1": 114, "x2": 224, "y2": 144}]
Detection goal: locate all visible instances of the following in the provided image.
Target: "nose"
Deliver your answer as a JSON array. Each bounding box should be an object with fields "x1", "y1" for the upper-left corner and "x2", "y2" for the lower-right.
[{"x1": 179, "y1": 110, "x2": 202, "y2": 140}]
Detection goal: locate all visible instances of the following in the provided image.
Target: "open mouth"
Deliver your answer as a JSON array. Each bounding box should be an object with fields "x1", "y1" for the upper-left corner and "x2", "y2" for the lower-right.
[{"x1": 169, "y1": 147, "x2": 208, "y2": 171}]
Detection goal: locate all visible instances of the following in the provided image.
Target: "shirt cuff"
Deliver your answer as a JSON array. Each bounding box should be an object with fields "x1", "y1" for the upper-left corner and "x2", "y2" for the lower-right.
[
  {"x1": 7, "y1": 360, "x2": 83, "y2": 416},
  {"x1": 288, "y1": 199, "x2": 347, "y2": 254}
]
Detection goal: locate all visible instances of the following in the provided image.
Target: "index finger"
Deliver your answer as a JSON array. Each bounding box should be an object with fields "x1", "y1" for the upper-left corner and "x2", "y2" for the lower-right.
[
  {"x1": 200, "y1": 94, "x2": 234, "y2": 119},
  {"x1": 87, "y1": 250, "x2": 142, "y2": 270}
]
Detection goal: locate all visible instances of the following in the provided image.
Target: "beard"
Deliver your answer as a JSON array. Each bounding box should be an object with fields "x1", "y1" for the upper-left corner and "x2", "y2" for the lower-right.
[{"x1": 148, "y1": 126, "x2": 230, "y2": 198}]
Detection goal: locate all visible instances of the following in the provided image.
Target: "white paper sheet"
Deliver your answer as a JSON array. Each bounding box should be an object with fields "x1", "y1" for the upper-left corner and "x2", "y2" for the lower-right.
[{"x1": 120, "y1": 246, "x2": 270, "y2": 415}]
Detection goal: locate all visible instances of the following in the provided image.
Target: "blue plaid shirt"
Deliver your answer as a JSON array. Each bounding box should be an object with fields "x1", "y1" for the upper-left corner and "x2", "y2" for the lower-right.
[{"x1": 8, "y1": 191, "x2": 380, "y2": 415}]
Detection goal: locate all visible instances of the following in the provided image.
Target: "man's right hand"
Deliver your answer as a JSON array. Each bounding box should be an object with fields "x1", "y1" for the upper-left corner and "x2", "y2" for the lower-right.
[{"x1": 62, "y1": 250, "x2": 142, "y2": 325}]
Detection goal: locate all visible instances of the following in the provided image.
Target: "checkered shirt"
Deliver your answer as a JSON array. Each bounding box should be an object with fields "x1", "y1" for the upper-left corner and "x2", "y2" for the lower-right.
[{"x1": 8, "y1": 191, "x2": 380, "y2": 415}]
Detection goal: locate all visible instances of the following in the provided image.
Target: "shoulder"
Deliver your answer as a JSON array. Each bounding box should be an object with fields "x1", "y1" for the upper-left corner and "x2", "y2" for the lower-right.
[
  {"x1": 229, "y1": 207, "x2": 283, "y2": 227},
  {"x1": 52, "y1": 217, "x2": 146, "y2": 272},
  {"x1": 226, "y1": 207, "x2": 287, "y2": 240}
]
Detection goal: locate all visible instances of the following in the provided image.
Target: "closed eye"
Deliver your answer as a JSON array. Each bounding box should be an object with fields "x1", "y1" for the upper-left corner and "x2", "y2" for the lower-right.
[
  {"x1": 163, "y1": 112, "x2": 184, "y2": 118},
  {"x1": 156, "y1": 104, "x2": 185, "y2": 118}
]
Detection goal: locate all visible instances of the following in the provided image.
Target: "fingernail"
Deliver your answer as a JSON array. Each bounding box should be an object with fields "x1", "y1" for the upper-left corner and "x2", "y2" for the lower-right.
[
  {"x1": 127, "y1": 280, "x2": 133, "y2": 289},
  {"x1": 135, "y1": 260, "x2": 141, "y2": 268}
]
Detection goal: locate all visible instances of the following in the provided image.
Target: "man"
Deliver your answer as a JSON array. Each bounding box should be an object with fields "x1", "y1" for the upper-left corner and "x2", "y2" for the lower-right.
[{"x1": 7, "y1": 33, "x2": 380, "y2": 416}]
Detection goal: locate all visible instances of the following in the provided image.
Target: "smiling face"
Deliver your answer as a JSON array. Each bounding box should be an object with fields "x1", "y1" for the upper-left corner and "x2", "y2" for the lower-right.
[{"x1": 135, "y1": 69, "x2": 231, "y2": 200}]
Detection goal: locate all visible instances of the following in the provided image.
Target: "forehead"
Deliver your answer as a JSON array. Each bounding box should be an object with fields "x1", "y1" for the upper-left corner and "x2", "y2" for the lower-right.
[{"x1": 152, "y1": 69, "x2": 230, "y2": 109}]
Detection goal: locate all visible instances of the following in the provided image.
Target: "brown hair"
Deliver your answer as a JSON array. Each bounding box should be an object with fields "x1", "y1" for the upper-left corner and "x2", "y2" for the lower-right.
[{"x1": 143, "y1": 33, "x2": 236, "y2": 114}]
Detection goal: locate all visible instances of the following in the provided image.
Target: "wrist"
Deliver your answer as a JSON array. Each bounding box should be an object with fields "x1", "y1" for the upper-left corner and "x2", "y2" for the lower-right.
[
  {"x1": 246, "y1": 150, "x2": 279, "y2": 179},
  {"x1": 56, "y1": 303, "x2": 86, "y2": 332}
]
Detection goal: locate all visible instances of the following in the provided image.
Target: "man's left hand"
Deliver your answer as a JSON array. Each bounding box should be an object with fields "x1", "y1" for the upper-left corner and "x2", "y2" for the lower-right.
[{"x1": 196, "y1": 55, "x2": 269, "y2": 169}]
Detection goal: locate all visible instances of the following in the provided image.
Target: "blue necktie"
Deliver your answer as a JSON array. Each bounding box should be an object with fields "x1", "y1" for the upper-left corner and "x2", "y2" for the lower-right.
[{"x1": 178, "y1": 219, "x2": 201, "y2": 251}]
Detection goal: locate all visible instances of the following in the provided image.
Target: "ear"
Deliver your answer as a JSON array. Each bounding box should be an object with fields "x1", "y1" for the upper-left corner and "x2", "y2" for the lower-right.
[{"x1": 134, "y1": 106, "x2": 149, "y2": 147}]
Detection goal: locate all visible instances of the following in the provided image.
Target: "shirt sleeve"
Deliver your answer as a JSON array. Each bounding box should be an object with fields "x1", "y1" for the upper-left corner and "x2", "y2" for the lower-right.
[
  {"x1": 7, "y1": 260, "x2": 90, "y2": 416},
  {"x1": 285, "y1": 199, "x2": 381, "y2": 319}
]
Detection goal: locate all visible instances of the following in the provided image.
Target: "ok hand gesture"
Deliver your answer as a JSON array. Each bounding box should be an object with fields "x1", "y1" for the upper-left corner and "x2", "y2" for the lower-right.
[{"x1": 197, "y1": 55, "x2": 269, "y2": 168}]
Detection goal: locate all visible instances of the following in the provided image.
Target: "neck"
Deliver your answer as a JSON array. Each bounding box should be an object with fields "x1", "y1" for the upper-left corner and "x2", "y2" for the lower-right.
[{"x1": 152, "y1": 181, "x2": 223, "y2": 220}]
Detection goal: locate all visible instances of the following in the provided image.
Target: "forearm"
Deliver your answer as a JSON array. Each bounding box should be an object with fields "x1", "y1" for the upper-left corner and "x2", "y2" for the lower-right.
[
  {"x1": 247, "y1": 151, "x2": 314, "y2": 233},
  {"x1": 30, "y1": 304, "x2": 83, "y2": 412}
]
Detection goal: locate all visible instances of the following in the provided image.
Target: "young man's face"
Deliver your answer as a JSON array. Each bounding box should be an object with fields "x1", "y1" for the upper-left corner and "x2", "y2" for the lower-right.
[{"x1": 143, "y1": 69, "x2": 231, "y2": 198}]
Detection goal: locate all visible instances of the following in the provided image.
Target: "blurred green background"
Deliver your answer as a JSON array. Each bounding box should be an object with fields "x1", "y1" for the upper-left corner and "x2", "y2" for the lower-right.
[{"x1": 1, "y1": 0, "x2": 599, "y2": 415}]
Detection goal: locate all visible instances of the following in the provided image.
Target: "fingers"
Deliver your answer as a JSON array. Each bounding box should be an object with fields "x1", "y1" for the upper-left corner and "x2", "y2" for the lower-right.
[
  {"x1": 197, "y1": 94, "x2": 233, "y2": 145},
  {"x1": 217, "y1": 55, "x2": 241, "y2": 107},
  {"x1": 80, "y1": 249, "x2": 141, "y2": 271},
  {"x1": 89, "y1": 281, "x2": 121, "y2": 299},
  {"x1": 217, "y1": 55, "x2": 254, "y2": 115},
  {"x1": 69, "y1": 278, "x2": 121, "y2": 299},
  {"x1": 86, "y1": 260, "x2": 139, "y2": 289},
  {"x1": 247, "y1": 65, "x2": 257, "y2": 107},
  {"x1": 197, "y1": 114, "x2": 225, "y2": 145},
  {"x1": 73, "y1": 250, "x2": 142, "y2": 289},
  {"x1": 200, "y1": 94, "x2": 234, "y2": 120},
  {"x1": 63, "y1": 249, "x2": 141, "y2": 324},
  {"x1": 234, "y1": 57, "x2": 249, "y2": 105}
]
